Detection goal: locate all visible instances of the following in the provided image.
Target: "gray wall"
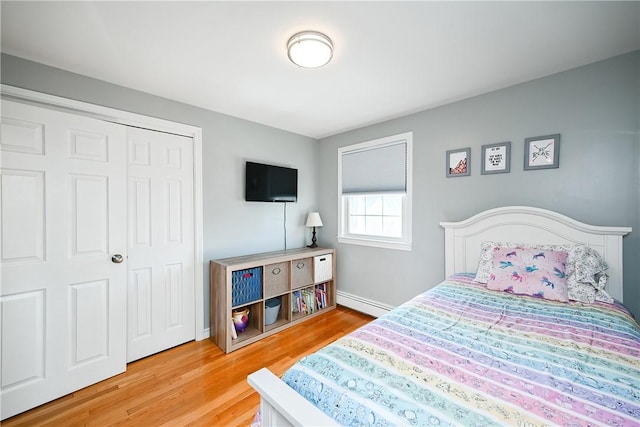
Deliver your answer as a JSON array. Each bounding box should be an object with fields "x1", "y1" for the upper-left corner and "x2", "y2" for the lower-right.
[
  {"x1": 1, "y1": 54, "x2": 319, "y2": 329},
  {"x1": 317, "y1": 51, "x2": 640, "y2": 319},
  {"x1": 3, "y1": 51, "x2": 638, "y2": 325}
]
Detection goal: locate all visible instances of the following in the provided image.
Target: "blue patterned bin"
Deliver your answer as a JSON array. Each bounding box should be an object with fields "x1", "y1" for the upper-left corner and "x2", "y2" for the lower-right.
[{"x1": 231, "y1": 267, "x2": 263, "y2": 306}]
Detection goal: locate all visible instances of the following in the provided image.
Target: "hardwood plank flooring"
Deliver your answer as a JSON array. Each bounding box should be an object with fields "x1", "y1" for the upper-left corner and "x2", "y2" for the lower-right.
[{"x1": 3, "y1": 306, "x2": 373, "y2": 427}]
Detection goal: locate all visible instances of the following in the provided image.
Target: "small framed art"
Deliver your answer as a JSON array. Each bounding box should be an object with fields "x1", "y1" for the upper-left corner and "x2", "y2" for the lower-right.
[
  {"x1": 481, "y1": 141, "x2": 511, "y2": 175},
  {"x1": 446, "y1": 148, "x2": 470, "y2": 177},
  {"x1": 524, "y1": 134, "x2": 560, "y2": 170}
]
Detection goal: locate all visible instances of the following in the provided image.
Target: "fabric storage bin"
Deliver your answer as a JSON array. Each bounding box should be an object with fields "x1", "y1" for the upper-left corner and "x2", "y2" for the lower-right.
[
  {"x1": 313, "y1": 254, "x2": 333, "y2": 283},
  {"x1": 264, "y1": 262, "x2": 289, "y2": 298},
  {"x1": 291, "y1": 257, "x2": 313, "y2": 288},
  {"x1": 231, "y1": 266, "x2": 263, "y2": 306}
]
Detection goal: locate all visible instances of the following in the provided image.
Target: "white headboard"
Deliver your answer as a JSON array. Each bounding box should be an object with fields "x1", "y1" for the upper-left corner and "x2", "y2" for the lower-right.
[{"x1": 440, "y1": 206, "x2": 631, "y2": 301}]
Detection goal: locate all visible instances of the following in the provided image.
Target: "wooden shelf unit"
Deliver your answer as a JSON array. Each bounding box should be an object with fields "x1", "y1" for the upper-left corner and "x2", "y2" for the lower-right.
[{"x1": 210, "y1": 247, "x2": 336, "y2": 353}]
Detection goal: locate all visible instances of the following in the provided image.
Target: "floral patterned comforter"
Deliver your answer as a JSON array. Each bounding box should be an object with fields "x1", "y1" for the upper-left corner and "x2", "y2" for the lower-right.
[{"x1": 282, "y1": 274, "x2": 640, "y2": 426}]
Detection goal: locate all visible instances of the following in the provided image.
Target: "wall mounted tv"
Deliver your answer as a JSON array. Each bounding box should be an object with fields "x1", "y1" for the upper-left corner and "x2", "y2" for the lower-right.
[{"x1": 245, "y1": 161, "x2": 298, "y2": 202}]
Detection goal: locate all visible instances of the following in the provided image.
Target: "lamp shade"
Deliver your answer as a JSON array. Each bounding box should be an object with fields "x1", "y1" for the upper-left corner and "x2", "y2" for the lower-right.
[
  {"x1": 305, "y1": 212, "x2": 323, "y2": 227},
  {"x1": 287, "y1": 31, "x2": 333, "y2": 68}
]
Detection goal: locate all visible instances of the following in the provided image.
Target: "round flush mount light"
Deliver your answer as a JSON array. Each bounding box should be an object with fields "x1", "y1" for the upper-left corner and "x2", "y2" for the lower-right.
[{"x1": 287, "y1": 31, "x2": 333, "y2": 68}]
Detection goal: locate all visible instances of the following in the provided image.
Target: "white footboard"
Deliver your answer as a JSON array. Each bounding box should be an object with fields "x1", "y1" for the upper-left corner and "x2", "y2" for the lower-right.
[{"x1": 247, "y1": 368, "x2": 340, "y2": 427}]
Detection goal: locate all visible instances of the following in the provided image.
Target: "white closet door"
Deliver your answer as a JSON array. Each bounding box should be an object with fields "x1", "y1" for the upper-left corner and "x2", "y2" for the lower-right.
[
  {"x1": 126, "y1": 127, "x2": 195, "y2": 362},
  {"x1": 0, "y1": 100, "x2": 127, "y2": 420}
]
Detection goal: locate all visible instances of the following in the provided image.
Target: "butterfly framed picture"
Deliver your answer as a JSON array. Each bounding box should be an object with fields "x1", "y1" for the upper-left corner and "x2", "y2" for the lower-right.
[{"x1": 524, "y1": 134, "x2": 560, "y2": 170}]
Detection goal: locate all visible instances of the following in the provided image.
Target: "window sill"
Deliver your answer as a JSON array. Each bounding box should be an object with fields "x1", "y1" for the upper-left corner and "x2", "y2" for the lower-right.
[{"x1": 337, "y1": 236, "x2": 412, "y2": 251}]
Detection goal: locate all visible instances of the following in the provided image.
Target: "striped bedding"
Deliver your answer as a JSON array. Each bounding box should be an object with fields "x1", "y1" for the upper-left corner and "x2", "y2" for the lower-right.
[{"x1": 282, "y1": 274, "x2": 640, "y2": 426}]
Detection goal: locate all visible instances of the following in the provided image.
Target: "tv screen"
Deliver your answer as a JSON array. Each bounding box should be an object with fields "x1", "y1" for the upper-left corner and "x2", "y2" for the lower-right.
[{"x1": 245, "y1": 161, "x2": 298, "y2": 202}]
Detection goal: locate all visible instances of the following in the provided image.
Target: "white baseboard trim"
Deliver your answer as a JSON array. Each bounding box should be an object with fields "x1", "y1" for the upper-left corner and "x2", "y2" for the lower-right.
[
  {"x1": 201, "y1": 328, "x2": 210, "y2": 340},
  {"x1": 336, "y1": 290, "x2": 394, "y2": 318}
]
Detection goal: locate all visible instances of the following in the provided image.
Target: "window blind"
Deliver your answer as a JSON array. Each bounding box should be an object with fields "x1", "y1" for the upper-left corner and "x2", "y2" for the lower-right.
[{"x1": 341, "y1": 140, "x2": 407, "y2": 194}]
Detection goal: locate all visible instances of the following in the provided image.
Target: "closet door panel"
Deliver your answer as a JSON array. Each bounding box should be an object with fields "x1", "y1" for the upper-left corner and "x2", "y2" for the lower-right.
[
  {"x1": 0, "y1": 100, "x2": 127, "y2": 420},
  {"x1": 126, "y1": 127, "x2": 195, "y2": 362}
]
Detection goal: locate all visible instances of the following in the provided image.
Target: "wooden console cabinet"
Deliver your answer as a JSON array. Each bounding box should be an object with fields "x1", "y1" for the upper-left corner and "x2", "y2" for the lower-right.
[{"x1": 210, "y1": 247, "x2": 336, "y2": 353}]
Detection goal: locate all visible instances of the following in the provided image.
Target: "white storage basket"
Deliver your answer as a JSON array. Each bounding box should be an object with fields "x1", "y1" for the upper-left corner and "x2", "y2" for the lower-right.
[{"x1": 313, "y1": 254, "x2": 333, "y2": 283}]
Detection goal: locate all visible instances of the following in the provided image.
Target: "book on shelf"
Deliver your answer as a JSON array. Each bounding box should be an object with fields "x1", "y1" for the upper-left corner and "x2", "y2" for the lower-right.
[
  {"x1": 230, "y1": 320, "x2": 237, "y2": 340},
  {"x1": 292, "y1": 288, "x2": 318, "y2": 315},
  {"x1": 291, "y1": 284, "x2": 329, "y2": 315},
  {"x1": 315, "y1": 283, "x2": 327, "y2": 310}
]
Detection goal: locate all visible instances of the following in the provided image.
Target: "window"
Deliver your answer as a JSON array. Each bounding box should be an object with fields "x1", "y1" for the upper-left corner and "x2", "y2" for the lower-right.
[{"x1": 338, "y1": 132, "x2": 412, "y2": 250}]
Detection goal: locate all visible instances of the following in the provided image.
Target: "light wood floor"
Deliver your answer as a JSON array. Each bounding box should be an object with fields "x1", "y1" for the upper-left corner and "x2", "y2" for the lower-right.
[{"x1": 3, "y1": 306, "x2": 373, "y2": 427}]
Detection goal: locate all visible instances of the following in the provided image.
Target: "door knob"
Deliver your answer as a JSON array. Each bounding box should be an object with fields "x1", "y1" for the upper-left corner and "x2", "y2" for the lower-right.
[{"x1": 111, "y1": 254, "x2": 124, "y2": 264}]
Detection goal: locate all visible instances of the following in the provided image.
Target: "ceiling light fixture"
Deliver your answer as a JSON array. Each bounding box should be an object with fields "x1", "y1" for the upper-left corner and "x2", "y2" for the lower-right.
[{"x1": 287, "y1": 31, "x2": 333, "y2": 68}]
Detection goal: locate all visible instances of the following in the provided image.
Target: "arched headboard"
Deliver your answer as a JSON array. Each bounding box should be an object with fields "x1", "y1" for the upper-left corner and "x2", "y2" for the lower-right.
[{"x1": 440, "y1": 206, "x2": 631, "y2": 301}]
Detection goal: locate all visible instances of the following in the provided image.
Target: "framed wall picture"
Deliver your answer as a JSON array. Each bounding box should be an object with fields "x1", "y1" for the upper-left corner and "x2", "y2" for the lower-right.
[
  {"x1": 446, "y1": 148, "x2": 470, "y2": 177},
  {"x1": 481, "y1": 141, "x2": 511, "y2": 175},
  {"x1": 524, "y1": 134, "x2": 560, "y2": 170}
]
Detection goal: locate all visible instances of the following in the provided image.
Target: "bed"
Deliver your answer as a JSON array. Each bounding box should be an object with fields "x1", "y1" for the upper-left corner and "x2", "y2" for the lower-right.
[{"x1": 248, "y1": 206, "x2": 637, "y2": 426}]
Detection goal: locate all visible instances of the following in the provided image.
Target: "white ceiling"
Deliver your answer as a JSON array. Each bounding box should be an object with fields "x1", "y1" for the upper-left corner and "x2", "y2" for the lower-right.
[{"x1": 2, "y1": 1, "x2": 639, "y2": 139}]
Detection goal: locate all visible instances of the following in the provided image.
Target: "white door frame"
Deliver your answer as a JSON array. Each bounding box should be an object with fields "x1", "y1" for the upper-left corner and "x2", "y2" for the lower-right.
[{"x1": 1, "y1": 84, "x2": 207, "y2": 341}]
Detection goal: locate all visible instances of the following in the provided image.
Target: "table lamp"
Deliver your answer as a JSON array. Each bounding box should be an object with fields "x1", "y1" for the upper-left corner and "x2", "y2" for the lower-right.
[{"x1": 305, "y1": 212, "x2": 323, "y2": 248}]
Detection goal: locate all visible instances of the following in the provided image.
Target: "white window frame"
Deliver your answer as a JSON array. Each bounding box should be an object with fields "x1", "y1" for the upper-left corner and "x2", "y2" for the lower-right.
[{"x1": 337, "y1": 132, "x2": 412, "y2": 251}]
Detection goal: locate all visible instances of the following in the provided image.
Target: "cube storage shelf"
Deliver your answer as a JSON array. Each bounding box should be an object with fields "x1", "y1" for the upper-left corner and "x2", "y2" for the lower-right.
[{"x1": 210, "y1": 247, "x2": 336, "y2": 353}]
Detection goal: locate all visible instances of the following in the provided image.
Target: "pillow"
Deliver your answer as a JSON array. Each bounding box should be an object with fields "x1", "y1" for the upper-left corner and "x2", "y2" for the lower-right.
[
  {"x1": 475, "y1": 241, "x2": 574, "y2": 284},
  {"x1": 487, "y1": 247, "x2": 569, "y2": 302},
  {"x1": 567, "y1": 245, "x2": 608, "y2": 289},
  {"x1": 568, "y1": 282, "x2": 614, "y2": 304},
  {"x1": 475, "y1": 241, "x2": 610, "y2": 304}
]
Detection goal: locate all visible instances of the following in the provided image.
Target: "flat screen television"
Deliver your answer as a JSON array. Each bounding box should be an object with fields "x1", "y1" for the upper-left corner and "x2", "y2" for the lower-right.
[{"x1": 245, "y1": 161, "x2": 298, "y2": 202}]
